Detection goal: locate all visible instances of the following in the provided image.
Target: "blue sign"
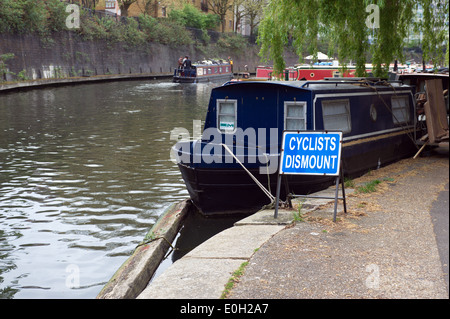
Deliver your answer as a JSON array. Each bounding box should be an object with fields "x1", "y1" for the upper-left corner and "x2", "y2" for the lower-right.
[{"x1": 279, "y1": 131, "x2": 342, "y2": 176}]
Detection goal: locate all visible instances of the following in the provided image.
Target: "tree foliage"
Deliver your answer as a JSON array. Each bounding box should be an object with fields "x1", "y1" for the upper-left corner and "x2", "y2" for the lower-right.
[
  {"x1": 258, "y1": 0, "x2": 449, "y2": 77},
  {"x1": 207, "y1": 0, "x2": 234, "y2": 33},
  {"x1": 242, "y1": 0, "x2": 264, "y2": 35},
  {"x1": 0, "y1": 0, "x2": 68, "y2": 34},
  {"x1": 419, "y1": 0, "x2": 449, "y2": 67},
  {"x1": 168, "y1": 4, "x2": 220, "y2": 30}
]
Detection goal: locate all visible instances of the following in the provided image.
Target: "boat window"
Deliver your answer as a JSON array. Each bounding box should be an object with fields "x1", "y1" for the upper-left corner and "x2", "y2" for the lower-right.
[
  {"x1": 391, "y1": 96, "x2": 410, "y2": 124},
  {"x1": 322, "y1": 99, "x2": 351, "y2": 133},
  {"x1": 284, "y1": 101, "x2": 307, "y2": 130},
  {"x1": 217, "y1": 99, "x2": 237, "y2": 133}
]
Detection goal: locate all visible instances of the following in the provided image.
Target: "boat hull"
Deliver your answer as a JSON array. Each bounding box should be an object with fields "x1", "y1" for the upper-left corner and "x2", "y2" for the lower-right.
[
  {"x1": 178, "y1": 163, "x2": 333, "y2": 215},
  {"x1": 174, "y1": 80, "x2": 421, "y2": 216},
  {"x1": 177, "y1": 130, "x2": 418, "y2": 215},
  {"x1": 173, "y1": 73, "x2": 233, "y2": 83}
]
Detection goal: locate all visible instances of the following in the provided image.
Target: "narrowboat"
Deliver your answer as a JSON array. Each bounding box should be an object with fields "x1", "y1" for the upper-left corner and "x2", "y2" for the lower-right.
[
  {"x1": 172, "y1": 79, "x2": 420, "y2": 215},
  {"x1": 173, "y1": 60, "x2": 233, "y2": 83},
  {"x1": 256, "y1": 65, "x2": 367, "y2": 81}
]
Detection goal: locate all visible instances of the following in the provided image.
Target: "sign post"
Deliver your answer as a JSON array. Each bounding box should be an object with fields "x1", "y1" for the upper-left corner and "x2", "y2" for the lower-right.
[{"x1": 274, "y1": 131, "x2": 346, "y2": 222}]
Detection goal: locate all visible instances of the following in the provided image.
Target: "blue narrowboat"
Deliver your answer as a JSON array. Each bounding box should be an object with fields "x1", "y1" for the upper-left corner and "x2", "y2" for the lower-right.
[
  {"x1": 173, "y1": 61, "x2": 233, "y2": 83},
  {"x1": 173, "y1": 79, "x2": 419, "y2": 215}
]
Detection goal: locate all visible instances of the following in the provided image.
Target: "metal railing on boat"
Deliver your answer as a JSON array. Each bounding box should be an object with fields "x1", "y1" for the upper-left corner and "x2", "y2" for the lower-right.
[{"x1": 300, "y1": 78, "x2": 402, "y2": 88}]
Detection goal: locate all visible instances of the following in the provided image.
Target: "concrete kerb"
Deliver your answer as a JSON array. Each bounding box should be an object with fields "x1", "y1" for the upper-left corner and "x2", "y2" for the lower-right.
[
  {"x1": 96, "y1": 199, "x2": 191, "y2": 299},
  {"x1": 0, "y1": 73, "x2": 173, "y2": 93},
  {"x1": 137, "y1": 224, "x2": 286, "y2": 299}
]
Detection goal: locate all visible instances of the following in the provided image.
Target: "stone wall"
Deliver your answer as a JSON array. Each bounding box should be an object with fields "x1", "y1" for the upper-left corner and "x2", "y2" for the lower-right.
[{"x1": 0, "y1": 31, "x2": 299, "y2": 82}]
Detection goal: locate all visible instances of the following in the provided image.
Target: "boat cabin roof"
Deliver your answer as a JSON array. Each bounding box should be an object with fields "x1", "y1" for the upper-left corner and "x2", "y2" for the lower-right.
[
  {"x1": 193, "y1": 61, "x2": 230, "y2": 68},
  {"x1": 220, "y1": 79, "x2": 411, "y2": 94}
]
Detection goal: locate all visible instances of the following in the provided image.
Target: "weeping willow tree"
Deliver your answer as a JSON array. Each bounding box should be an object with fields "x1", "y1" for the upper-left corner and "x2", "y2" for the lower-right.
[
  {"x1": 258, "y1": 0, "x2": 449, "y2": 77},
  {"x1": 418, "y1": 0, "x2": 449, "y2": 68}
]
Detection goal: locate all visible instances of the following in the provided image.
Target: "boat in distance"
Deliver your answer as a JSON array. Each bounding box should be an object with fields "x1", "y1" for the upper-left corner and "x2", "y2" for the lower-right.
[
  {"x1": 172, "y1": 79, "x2": 420, "y2": 215},
  {"x1": 256, "y1": 64, "x2": 374, "y2": 81},
  {"x1": 173, "y1": 60, "x2": 233, "y2": 83}
]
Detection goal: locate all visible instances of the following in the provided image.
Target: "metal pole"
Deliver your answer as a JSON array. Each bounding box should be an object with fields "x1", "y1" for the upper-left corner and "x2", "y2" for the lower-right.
[
  {"x1": 340, "y1": 162, "x2": 347, "y2": 214},
  {"x1": 274, "y1": 173, "x2": 283, "y2": 219},
  {"x1": 333, "y1": 175, "x2": 340, "y2": 222}
]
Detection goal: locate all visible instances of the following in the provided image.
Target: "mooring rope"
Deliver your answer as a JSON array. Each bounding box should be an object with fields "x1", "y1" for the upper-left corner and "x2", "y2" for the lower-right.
[
  {"x1": 359, "y1": 80, "x2": 419, "y2": 149},
  {"x1": 221, "y1": 143, "x2": 276, "y2": 203}
]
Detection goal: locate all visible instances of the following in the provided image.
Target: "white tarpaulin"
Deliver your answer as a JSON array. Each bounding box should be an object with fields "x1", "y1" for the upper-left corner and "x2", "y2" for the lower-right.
[{"x1": 304, "y1": 52, "x2": 331, "y2": 61}]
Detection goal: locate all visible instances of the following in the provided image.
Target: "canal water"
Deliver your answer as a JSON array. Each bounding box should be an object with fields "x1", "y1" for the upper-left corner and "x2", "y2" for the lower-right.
[{"x1": 0, "y1": 80, "x2": 226, "y2": 298}]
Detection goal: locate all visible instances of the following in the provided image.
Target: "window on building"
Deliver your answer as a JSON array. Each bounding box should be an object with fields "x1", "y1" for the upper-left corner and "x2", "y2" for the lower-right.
[
  {"x1": 162, "y1": 7, "x2": 166, "y2": 17},
  {"x1": 217, "y1": 100, "x2": 237, "y2": 132},
  {"x1": 105, "y1": 0, "x2": 115, "y2": 9},
  {"x1": 391, "y1": 96, "x2": 410, "y2": 124},
  {"x1": 322, "y1": 99, "x2": 351, "y2": 133},
  {"x1": 285, "y1": 101, "x2": 307, "y2": 130}
]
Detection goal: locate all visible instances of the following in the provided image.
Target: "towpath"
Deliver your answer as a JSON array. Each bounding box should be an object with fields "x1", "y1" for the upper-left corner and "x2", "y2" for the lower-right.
[{"x1": 229, "y1": 147, "x2": 449, "y2": 299}]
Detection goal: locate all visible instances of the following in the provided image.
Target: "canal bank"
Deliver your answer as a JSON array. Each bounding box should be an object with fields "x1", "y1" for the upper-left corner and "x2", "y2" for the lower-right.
[
  {"x1": 134, "y1": 147, "x2": 448, "y2": 299},
  {"x1": 0, "y1": 71, "x2": 256, "y2": 93},
  {"x1": 0, "y1": 73, "x2": 173, "y2": 93},
  {"x1": 97, "y1": 199, "x2": 191, "y2": 299}
]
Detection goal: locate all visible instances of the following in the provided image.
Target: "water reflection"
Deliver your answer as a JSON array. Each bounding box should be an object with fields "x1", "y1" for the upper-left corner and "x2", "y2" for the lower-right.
[{"x1": 0, "y1": 80, "x2": 217, "y2": 298}]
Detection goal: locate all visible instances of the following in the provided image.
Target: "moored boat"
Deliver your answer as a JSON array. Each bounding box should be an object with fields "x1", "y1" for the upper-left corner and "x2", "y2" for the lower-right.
[
  {"x1": 173, "y1": 78, "x2": 420, "y2": 215},
  {"x1": 256, "y1": 64, "x2": 374, "y2": 81},
  {"x1": 173, "y1": 60, "x2": 233, "y2": 83}
]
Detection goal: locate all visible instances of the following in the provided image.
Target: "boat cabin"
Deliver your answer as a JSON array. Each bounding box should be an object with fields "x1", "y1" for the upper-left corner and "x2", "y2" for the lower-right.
[
  {"x1": 173, "y1": 61, "x2": 233, "y2": 83},
  {"x1": 174, "y1": 79, "x2": 419, "y2": 214}
]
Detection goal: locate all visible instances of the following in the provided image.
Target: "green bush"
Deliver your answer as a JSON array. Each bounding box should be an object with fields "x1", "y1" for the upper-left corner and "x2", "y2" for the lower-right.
[
  {"x1": 168, "y1": 4, "x2": 219, "y2": 30},
  {"x1": 138, "y1": 14, "x2": 193, "y2": 46},
  {"x1": 0, "y1": 0, "x2": 47, "y2": 34},
  {"x1": 217, "y1": 33, "x2": 248, "y2": 52},
  {"x1": 77, "y1": 10, "x2": 108, "y2": 40},
  {"x1": 0, "y1": 1, "x2": 218, "y2": 48},
  {"x1": 0, "y1": 0, "x2": 24, "y2": 33},
  {"x1": 123, "y1": 17, "x2": 146, "y2": 45},
  {"x1": 0, "y1": 53, "x2": 15, "y2": 82},
  {"x1": 0, "y1": 0, "x2": 67, "y2": 34},
  {"x1": 44, "y1": 0, "x2": 68, "y2": 32}
]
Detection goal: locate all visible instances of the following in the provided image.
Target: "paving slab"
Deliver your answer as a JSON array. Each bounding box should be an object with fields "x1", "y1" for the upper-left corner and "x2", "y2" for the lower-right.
[
  {"x1": 137, "y1": 258, "x2": 243, "y2": 299},
  {"x1": 235, "y1": 209, "x2": 294, "y2": 225},
  {"x1": 137, "y1": 220, "x2": 285, "y2": 299},
  {"x1": 185, "y1": 224, "x2": 285, "y2": 259}
]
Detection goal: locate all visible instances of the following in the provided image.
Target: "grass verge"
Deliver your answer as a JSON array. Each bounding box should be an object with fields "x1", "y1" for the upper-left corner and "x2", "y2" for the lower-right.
[{"x1": 220, "y1": 261, "x2": 249, "y2": 299}]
